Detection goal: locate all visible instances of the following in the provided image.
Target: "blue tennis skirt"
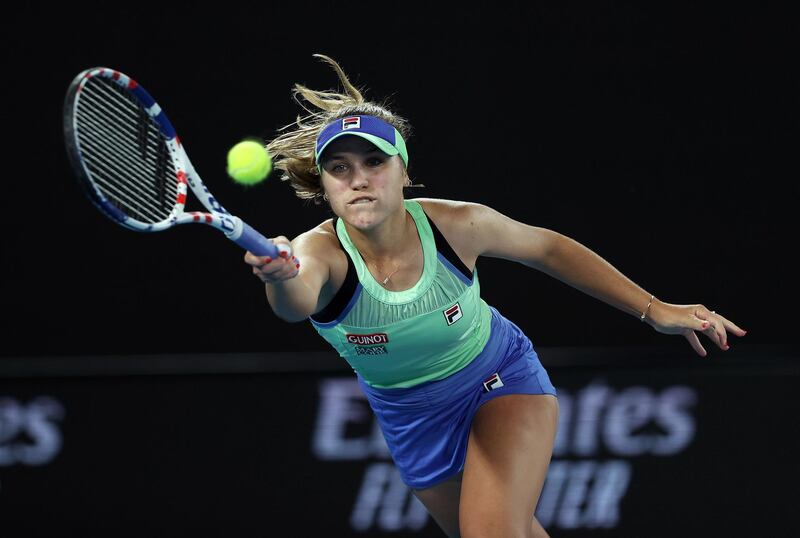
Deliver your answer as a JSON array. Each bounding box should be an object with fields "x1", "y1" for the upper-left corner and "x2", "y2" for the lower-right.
[{"x1": 357, "y1": 305, "x2": 557, "y2": 490}]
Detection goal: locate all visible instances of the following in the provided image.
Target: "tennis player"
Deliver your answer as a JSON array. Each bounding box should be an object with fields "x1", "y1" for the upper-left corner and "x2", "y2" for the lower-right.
[{"x1": 244, "y1": 55, "x2": 746, "y2": 538}]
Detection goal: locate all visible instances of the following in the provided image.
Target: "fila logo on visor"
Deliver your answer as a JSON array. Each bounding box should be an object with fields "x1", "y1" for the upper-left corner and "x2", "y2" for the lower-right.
[{"x1": 342, "y1": 117, "x2": 361, "y2": 130}]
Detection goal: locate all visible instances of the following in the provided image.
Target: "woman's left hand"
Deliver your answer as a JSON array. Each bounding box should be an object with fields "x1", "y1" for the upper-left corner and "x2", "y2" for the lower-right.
[{"x1": 645, "y1": 300, "x2": 747, "y2": 357}]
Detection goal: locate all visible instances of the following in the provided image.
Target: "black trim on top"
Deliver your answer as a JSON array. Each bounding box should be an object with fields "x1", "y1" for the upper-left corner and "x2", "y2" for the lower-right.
[
  {"x1": 309, "y1": 217, "x2": 359, "y2": 324},
  {"x1": 424, "y1": 213, "x2": 473, "y2": 282}
]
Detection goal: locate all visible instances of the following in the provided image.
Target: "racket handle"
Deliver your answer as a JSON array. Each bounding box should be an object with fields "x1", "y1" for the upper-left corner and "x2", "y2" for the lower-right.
[{"x1": 229, "y1": 221, "x2": 280, "y2": 258}]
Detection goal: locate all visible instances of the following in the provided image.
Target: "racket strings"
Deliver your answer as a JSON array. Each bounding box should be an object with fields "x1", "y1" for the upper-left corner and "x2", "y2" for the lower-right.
[
  {"x1": 76, "y1": 112, "x2": 168, "y2": 209},
  {"x1": 76, "y1": 105, "x2": 166, "y2": 186},
  {"x1": 78, "y1": 80, "x2": 176, "y2": 217},
  {"x1": 76, "y1": 103, "x2": 167, "y2": 200},
  {"x1": 75, "y1": 77, "x2": 179, "y2": 224},
  {"x1": 81, "y1": 79, "x2": 169, "y2": 177},
  {"x1": 76, "y1": 101, "x2": 175, "y2": 223}
]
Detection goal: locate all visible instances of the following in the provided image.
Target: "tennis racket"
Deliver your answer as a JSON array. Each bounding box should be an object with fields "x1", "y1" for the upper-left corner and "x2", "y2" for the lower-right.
[{"x1": 63, "y1": 67, "x2": 287, "y2": 260}]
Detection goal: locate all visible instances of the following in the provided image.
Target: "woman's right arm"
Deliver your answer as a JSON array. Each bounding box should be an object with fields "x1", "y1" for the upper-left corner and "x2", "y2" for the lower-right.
[{"x1": 243, "y1": 227, "x2": 333, "y2": 323}]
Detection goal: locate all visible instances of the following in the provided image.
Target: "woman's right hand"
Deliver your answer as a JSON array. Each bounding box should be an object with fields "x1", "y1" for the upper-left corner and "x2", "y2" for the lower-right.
[{"x1": 244, "y1": 236, "x2": 300, "y2": 284}]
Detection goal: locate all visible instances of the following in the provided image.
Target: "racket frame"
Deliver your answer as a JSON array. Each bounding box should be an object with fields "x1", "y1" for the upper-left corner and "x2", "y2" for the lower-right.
[{"x1": 64, "y1": 67, "x2": 279, "y2": 258}]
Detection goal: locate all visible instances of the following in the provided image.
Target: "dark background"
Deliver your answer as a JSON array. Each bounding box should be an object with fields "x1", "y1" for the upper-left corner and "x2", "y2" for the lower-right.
[
  {"x1": 1, "y1": 4, "x2": 798, "y2": 537},
  {"x1": 1, "y1": 3, "x2": 794, "y2": 357}
]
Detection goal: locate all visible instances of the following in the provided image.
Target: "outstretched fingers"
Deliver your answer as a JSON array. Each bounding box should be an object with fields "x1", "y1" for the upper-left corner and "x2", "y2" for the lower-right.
[
  {"x1": 692, "y1": 306, "x2": 747, "y2": 355},
  {"x1": 714, "y1": 311, "x2": 747, "y2": 338},
  {"x1": 652, "y1": 302, "x2": 746, "y2": 358},
  {"x1": 684, "y1": 329, "x2": 707, "y2": 357}
]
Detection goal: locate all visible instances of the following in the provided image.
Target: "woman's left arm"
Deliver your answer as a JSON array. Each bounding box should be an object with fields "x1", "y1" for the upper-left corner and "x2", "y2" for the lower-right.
[{"x1": 459, "y1": 202, "x2": 746, "y2": 356}]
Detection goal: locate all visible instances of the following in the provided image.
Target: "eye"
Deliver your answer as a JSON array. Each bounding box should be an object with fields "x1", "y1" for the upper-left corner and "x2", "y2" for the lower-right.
[{"x1": 367, "y1": 156, "x2": 385, "y2": 166}]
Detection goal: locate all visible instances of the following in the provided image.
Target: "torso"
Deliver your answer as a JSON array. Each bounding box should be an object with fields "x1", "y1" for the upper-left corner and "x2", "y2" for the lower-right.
[{"x1": 313, "y1": 198, "x2": 477, "y2": 316}]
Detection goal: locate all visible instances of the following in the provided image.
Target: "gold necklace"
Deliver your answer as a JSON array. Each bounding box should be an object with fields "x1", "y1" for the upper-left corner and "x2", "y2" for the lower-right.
[
  {"x1": 379, "y1": 263, "x2": 401, "y2": 286},
  {"x1": 361, "y1": 256, "x2": 400, "y2": 287},
  {"x1": 363, "y1": 247, "x2": 418, "y2": 287}
]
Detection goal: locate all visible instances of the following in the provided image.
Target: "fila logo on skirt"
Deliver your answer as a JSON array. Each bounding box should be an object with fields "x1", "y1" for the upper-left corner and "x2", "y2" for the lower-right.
[
  {"x1": 443, "y1": 303, "x2": 463, "y2": 325},
  {"x1": 483, "y1": 373, "x2": 505, "y2": 392}
]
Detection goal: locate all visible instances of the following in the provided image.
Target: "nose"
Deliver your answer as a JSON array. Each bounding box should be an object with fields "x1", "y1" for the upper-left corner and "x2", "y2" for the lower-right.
[{"x1": 348, "y1": 163, "x2": 370, "y2": 189}]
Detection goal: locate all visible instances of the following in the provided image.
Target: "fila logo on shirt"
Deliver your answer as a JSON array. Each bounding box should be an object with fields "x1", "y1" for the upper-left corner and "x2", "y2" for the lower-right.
[
  {"x1": 483, "y1": 373, "x2": 504, "y2": 392},
  {"x1": 443, "y1": 303, "x2": 462, "y2": 326}
]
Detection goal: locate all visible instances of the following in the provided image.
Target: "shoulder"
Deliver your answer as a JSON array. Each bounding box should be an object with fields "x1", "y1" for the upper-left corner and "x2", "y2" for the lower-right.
[
  {"x1": 411, "y1": 197, "x2": 489, "y2": 238},
  {"x1": 411, "y1": 197, "x2": 476, "y2": 214},
  {"x1": 293, "y1": 219, "x2": 348, "y2": 309},
  {"x1": 293, "y1": 218, "x2": 346, "y2": 267},
  {"x1": 410, "y1": 197, "x2": 556, "y2": 263},
  {"x1": 411, "y1": 197, "x2": 483, "y2": 226},
  {"x1": 410, "y1": 198, "x2": 486, "y2": 267},
  {"x1": 294, "y1": 218, "x2": 337, "y2": 248}
]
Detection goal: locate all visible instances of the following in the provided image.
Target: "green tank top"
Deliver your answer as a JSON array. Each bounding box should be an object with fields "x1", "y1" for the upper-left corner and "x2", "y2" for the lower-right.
[{"x1": 309, "y1": 200, "x2": 493, "y2": 388}]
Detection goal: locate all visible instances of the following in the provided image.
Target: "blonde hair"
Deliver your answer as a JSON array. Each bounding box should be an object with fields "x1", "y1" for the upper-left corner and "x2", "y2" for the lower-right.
[{"x1": 266, "y1": 54, "x2": 414, "y2": 205}]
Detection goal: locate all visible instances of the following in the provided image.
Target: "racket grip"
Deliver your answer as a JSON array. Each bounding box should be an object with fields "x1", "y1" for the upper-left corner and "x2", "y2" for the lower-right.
[{"x1": 231, "y1": 222, "x2": 280, "y2": 258}]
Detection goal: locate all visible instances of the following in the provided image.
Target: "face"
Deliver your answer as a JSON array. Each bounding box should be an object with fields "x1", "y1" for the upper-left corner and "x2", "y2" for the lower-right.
[{"x1": 319, "y1": 136, "x2": 408, "y2": 231}]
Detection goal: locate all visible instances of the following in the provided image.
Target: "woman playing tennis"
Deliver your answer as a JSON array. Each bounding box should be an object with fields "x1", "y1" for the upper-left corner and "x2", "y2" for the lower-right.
[{"x1": 243, "y1": 55, "x2": 746, "y2": 538}]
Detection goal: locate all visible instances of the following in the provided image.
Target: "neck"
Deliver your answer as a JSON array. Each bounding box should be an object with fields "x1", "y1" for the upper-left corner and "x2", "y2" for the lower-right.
[{"x1": 346, "y1": 203, "x2": 413, "y2": 261}]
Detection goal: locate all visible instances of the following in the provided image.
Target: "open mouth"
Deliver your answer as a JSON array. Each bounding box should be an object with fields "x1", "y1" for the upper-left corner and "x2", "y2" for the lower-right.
[{"x1": 349, "y1": 197, "x2": 375, "y2": 205}]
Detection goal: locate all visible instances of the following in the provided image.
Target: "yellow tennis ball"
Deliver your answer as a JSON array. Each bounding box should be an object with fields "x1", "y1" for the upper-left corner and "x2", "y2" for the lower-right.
[{"x1": 226, "y1": 140, "x2": 272, "y2": 185}]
